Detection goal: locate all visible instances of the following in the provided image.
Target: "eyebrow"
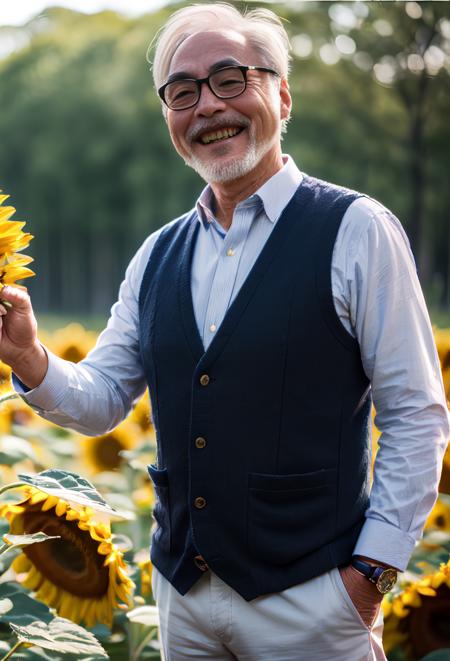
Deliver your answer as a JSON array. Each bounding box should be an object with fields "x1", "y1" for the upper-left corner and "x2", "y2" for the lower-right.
[{"x1": 165, "y1": 58, "x2": 241, "y2": 85}]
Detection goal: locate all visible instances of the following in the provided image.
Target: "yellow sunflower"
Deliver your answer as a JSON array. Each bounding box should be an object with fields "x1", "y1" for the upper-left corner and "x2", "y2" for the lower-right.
[
  {"x1": 49, "y1": 323, "x2": 97, "y2": 363},
  {"x1": 132, "y1": 482, "x2": 155, "y2": 511},
  {"x1": 133, "y1": 548, "x2": 153, "y2": 598},
  {"x1": 434, "y1": 327, "x2": 450, "y2": 402},
  {"x1": 81, "y1": 420, "x2": 140, "y2": 474},
  {"x1": 0, "y1": 485, "x2": 134, "y2": 628},
  {"x1": 0, "y1": 360, "x2": 13, "y2": 397},
  {"x1": 425, "y1": 497, "x2": 450, "y2": 531},
  {"x1": 129, "y1": 390, "x2": 155, "y2": 436},
  {"x1": 439, "y1": 442, "x2": 450, "y2": 495},
  {"x1": 138, "y1": 559, "x2": 153, "y2": 597},
  {"x1": 0, "y1": 191, "x2": 34, "y2": 287},
  {"x1": 382, "y1": 560, "x2": 450, "y2": 658},
  {"x1": 371, "y1": 405, "x2": 381, "y2": 476}
]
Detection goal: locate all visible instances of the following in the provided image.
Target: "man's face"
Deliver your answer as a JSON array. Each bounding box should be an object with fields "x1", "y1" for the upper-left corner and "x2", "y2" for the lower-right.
[{"x1": 164, "y1": 29, "x2": 291, "y2": 184}]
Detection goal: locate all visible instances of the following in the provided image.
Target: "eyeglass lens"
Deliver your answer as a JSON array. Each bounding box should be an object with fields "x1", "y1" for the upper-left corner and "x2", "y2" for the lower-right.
[{"x1": 165, "y1": 67, "x2": 246, "y2": 110}]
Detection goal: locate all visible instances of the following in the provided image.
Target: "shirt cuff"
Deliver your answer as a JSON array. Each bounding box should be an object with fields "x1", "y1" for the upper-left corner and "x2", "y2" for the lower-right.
[
  {"x1": 12, "y1": 349, "x2": 70, "y2": 414},
  {"x1": 352, "y1": 517, "x2": 416, "y2": 571}
]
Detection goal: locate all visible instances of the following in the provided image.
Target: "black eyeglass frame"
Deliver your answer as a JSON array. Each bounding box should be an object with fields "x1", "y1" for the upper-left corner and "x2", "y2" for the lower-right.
[{"x1": 158, "y1": 65, "x2": 280, "y2": 111}]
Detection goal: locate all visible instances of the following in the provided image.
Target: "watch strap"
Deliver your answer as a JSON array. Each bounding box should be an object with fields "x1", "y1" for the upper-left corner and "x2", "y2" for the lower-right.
[{"x1": 351, "y1": 558, "x2": 381, "y2": 580}]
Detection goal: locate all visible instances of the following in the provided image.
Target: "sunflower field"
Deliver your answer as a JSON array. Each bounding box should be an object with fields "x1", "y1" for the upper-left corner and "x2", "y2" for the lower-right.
[
  {"x1": 0, "y1": 193, "x2": 449, "y2": 659},
  {"x1": 0, "y1": 355, "x2": 160, "y2": 660}
]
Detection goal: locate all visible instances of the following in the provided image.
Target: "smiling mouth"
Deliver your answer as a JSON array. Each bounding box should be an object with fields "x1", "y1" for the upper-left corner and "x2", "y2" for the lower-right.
[{"x1": 199, "y1": 127, "x2": 244, "y2": 145}]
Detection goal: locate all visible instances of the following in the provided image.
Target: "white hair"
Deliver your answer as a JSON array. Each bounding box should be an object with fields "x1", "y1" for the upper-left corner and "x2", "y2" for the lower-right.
[{"x1": 148, "y1": 2, "x2": 292, "y2": 92}]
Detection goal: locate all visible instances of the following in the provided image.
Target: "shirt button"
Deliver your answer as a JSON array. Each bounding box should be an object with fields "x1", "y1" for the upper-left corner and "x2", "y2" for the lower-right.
[
  {"x1": 226, "y1": 248, "x2": 235, "y2": 256},
  {"x1": 194, "y1": 496, "x2": 207, "y2": 509},
  {"x1": 200, "y1": 374, "x2": 210, "y2": 386},
  {"x1": 209, "y1": 324, "x2": 216, "y2": 332},
  {"x1": 195, "y1": 437, "x2": 207, "y2": 448}
]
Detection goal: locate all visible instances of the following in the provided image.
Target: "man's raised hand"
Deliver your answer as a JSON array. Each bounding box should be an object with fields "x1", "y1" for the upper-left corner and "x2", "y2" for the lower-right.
[{"x1": 0, "y1": 286, "x2": 48, "y2": 389}]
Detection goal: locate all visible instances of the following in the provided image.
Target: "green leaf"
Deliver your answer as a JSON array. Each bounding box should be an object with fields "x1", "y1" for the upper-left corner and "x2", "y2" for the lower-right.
[
  {"x1": 0, "y1": 532, "x2": 60, "y2": 557},
  {"x1": 0, "y1": 436, "x2": 37, "y2": 466},
  {"x1": 387, "y1": 648, "x2": 407, "y2": 661},
  {"x1": 0, "y1": 520, "x2": 20, "y2": 575},
  {"x1": 0, "y1": 583, "x2": 53, "y2": 625},
  {"x1": 11, "y1": 646, "x2": 63, "y2": 660},
  {"x1": 0, "y1": 393, "x2": 19, "y2": 405},
  {"x1": 110, "y1": 534, "x2": 133, "y2": 553},
  {"x1": 420, "y1": 651, "x2": 450, "y2": 661},
  {"x1": 126, "y1": 605, "x2": 159, "y2": 627},
  {"x1": 0, "y1": 597, "x2": 13, "y2": 615},
  {"x1": 9, "y1": 617, "x2": 108, "y2": 657},
  {"x1": 17, "y1": 469, "x2": 123, "y2": 521}
]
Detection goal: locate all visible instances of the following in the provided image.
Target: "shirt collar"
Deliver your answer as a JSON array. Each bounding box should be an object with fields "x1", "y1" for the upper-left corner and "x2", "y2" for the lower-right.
[{"x1": 196, "y1": 155, "x2": 303, "y2": 228}]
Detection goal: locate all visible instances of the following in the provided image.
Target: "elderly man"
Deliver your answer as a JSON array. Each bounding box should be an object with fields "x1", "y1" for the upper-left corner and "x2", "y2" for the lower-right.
[{"x1": 1, "y1": 3, "x2": 448, "y2": 660}]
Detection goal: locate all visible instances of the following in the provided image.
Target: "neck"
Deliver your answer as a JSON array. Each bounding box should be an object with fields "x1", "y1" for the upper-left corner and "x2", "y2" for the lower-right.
[{"x1": 210, "y1": 152, "x2": 284, "y2": 231}]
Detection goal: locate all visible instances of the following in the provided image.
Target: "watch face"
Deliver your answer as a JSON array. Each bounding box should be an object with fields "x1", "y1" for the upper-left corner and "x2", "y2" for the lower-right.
[{"x1": 376, "y1": 568, "x2": 397, "y2": 594}]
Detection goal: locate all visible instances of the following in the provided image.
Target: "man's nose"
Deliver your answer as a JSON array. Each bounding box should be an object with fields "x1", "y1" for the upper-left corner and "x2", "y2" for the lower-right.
[{"x1": 194, "y1": 83, "x2": 227, "y2": 117}]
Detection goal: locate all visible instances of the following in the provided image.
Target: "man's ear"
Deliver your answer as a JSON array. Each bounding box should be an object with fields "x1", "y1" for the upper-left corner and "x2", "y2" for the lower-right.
[{"x1": 279, "y1": 78, "x2": 292, "y2": 122}]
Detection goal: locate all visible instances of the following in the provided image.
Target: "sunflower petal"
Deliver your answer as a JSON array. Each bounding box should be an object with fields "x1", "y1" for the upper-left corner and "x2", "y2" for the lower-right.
[
  {"x1": 29, "y1": 491, "x2": 47, "y2": 505},
  {"x1": 41, "y1": 495, "x2": 60, "y2": 511},
  {"x1": 12, "y1": 553, "x2": 32, "y2": 574},
  {"x1": 55, "y1": 500, "x2": 68, "y2": 517}
]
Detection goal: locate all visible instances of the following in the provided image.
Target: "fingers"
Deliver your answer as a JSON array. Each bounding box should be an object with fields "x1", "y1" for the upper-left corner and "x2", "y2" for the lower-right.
[
  {"x1": 0, "y1": 304, "x2": 7, "y2": 316},
  {"x1": 0, "y1": 285, "x2": 32, "y2": 313}
]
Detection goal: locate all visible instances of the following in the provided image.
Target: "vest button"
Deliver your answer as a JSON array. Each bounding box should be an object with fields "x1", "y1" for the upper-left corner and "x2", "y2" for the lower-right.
[
  {"x1": 194, "y1": 496, "x2": 207, "y2": 509},
  {"x1": 200, "y1": 374, "x2": 210, "y2": 386},
  {"x1": 195, "y1": 436, "x2": 207, "y2": 448}
]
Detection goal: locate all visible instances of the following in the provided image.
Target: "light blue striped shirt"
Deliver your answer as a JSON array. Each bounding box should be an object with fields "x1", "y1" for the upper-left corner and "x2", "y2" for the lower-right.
[{"x1": 192, "y1": 158, "x2": 300, "y2": 350}]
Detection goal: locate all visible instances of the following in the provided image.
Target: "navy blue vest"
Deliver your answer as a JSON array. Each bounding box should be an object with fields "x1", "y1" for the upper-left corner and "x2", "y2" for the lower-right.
[{"x1": 139, "y1": 175, "x2": 371, "y2": 600}]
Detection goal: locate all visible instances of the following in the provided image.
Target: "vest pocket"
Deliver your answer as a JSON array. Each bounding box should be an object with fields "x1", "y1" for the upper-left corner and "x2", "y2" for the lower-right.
[
  {"x1": 147, "y1": 463, "x2": 171, "y2": 553},
  {"x1": 247, "y1": 468, "x2": 337, "y2": 565}
]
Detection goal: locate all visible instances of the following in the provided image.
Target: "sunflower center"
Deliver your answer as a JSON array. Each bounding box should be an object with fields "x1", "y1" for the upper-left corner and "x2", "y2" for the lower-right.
[
  {"x1": 409, "y1": 589, "x2": 450, "y2": 657},
  {"x1": 51, "y1": 537, "x2": 87, "y2": 573},
  {"x1": 61, "y1": 346, "x2": 85, "y2": 362},
  {"x1": 21, "y1": 507, "x2": 109, "y2": 598},
  {"x1": 95, "y1": 437, "x2": 125, "y2": 470}
]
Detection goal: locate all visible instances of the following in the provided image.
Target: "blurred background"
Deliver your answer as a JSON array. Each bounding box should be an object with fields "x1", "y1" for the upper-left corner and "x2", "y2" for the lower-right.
[
  {"x1": 1, "y1": 4, "x2": 450, "y2": 659},
  {"x1": 0, "y1": 0, "x2": 449, "y2": 329}
]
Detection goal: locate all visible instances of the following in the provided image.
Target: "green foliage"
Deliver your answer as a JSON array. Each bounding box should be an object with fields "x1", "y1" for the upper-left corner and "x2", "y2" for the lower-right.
[
  {"x1": 0, "y1": 436, "x2": 38, "y2": 467},
  {"x1": 0, "y1": 583, "x2": 53, "y2": 625},
  {"x1": 0, "y1": 532, "x2": 61, "y2": 558},
  {"x1": 9, "y1": 617, "x2": 108, "y2": 657},
  {"x1": 0, "y1": 1, "x2": 448, "y2": 313},
  {"x1": 15, "y1": 469, "x2": 123, "y2": 520}
]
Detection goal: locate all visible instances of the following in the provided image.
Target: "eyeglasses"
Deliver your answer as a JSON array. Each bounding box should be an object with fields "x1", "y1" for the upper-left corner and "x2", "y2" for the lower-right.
[{"x1": 158, "y1": 65, "x2": 280, "y2": 111}]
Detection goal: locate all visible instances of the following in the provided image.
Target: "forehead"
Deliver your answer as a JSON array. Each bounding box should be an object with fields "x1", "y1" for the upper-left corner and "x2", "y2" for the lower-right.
[{"x1": 168, "y1": 29, "x2": 254, "y2": 77}]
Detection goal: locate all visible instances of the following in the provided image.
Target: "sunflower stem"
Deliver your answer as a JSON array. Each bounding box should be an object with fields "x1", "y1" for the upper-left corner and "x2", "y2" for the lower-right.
[
  {"x1": 0, "y1": 393, "x2": 19, "y2": 405},
  {"x1": 0, "y1": 482, "x2": 26, "y2": 496},
  {"x1": 1, "y1": 640, "x2": 24, "y2": 661},
  {"x1": 133, "y1": 626, "x2": 158, "y2": 660}
]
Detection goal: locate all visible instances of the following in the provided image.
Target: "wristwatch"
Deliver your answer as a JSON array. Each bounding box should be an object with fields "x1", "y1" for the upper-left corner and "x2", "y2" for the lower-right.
[{"x1": 351, "y1": 558, "x2": 398, "y2": 594}]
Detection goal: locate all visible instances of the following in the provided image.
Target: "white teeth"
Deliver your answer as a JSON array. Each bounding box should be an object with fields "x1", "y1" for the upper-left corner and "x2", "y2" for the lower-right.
[{"x1": 200, "y1": 127, "x2": 241, "y2": 144}]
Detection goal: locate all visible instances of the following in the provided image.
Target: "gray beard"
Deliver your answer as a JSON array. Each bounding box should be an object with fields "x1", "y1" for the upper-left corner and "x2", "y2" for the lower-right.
[{"x1": 184, "y1": 134, "x2": 272, "y2": 184}]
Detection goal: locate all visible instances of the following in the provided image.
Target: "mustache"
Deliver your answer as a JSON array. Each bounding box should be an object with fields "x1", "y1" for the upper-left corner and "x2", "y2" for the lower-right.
[{"x1": 187, "y1": 116, "x2": 250, "y2": 143}]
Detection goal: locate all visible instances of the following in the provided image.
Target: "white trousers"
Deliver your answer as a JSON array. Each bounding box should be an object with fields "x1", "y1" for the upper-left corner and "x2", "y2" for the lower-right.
[{"x1": 152, "y1": 566, "x2": 386, "y2": 661}]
